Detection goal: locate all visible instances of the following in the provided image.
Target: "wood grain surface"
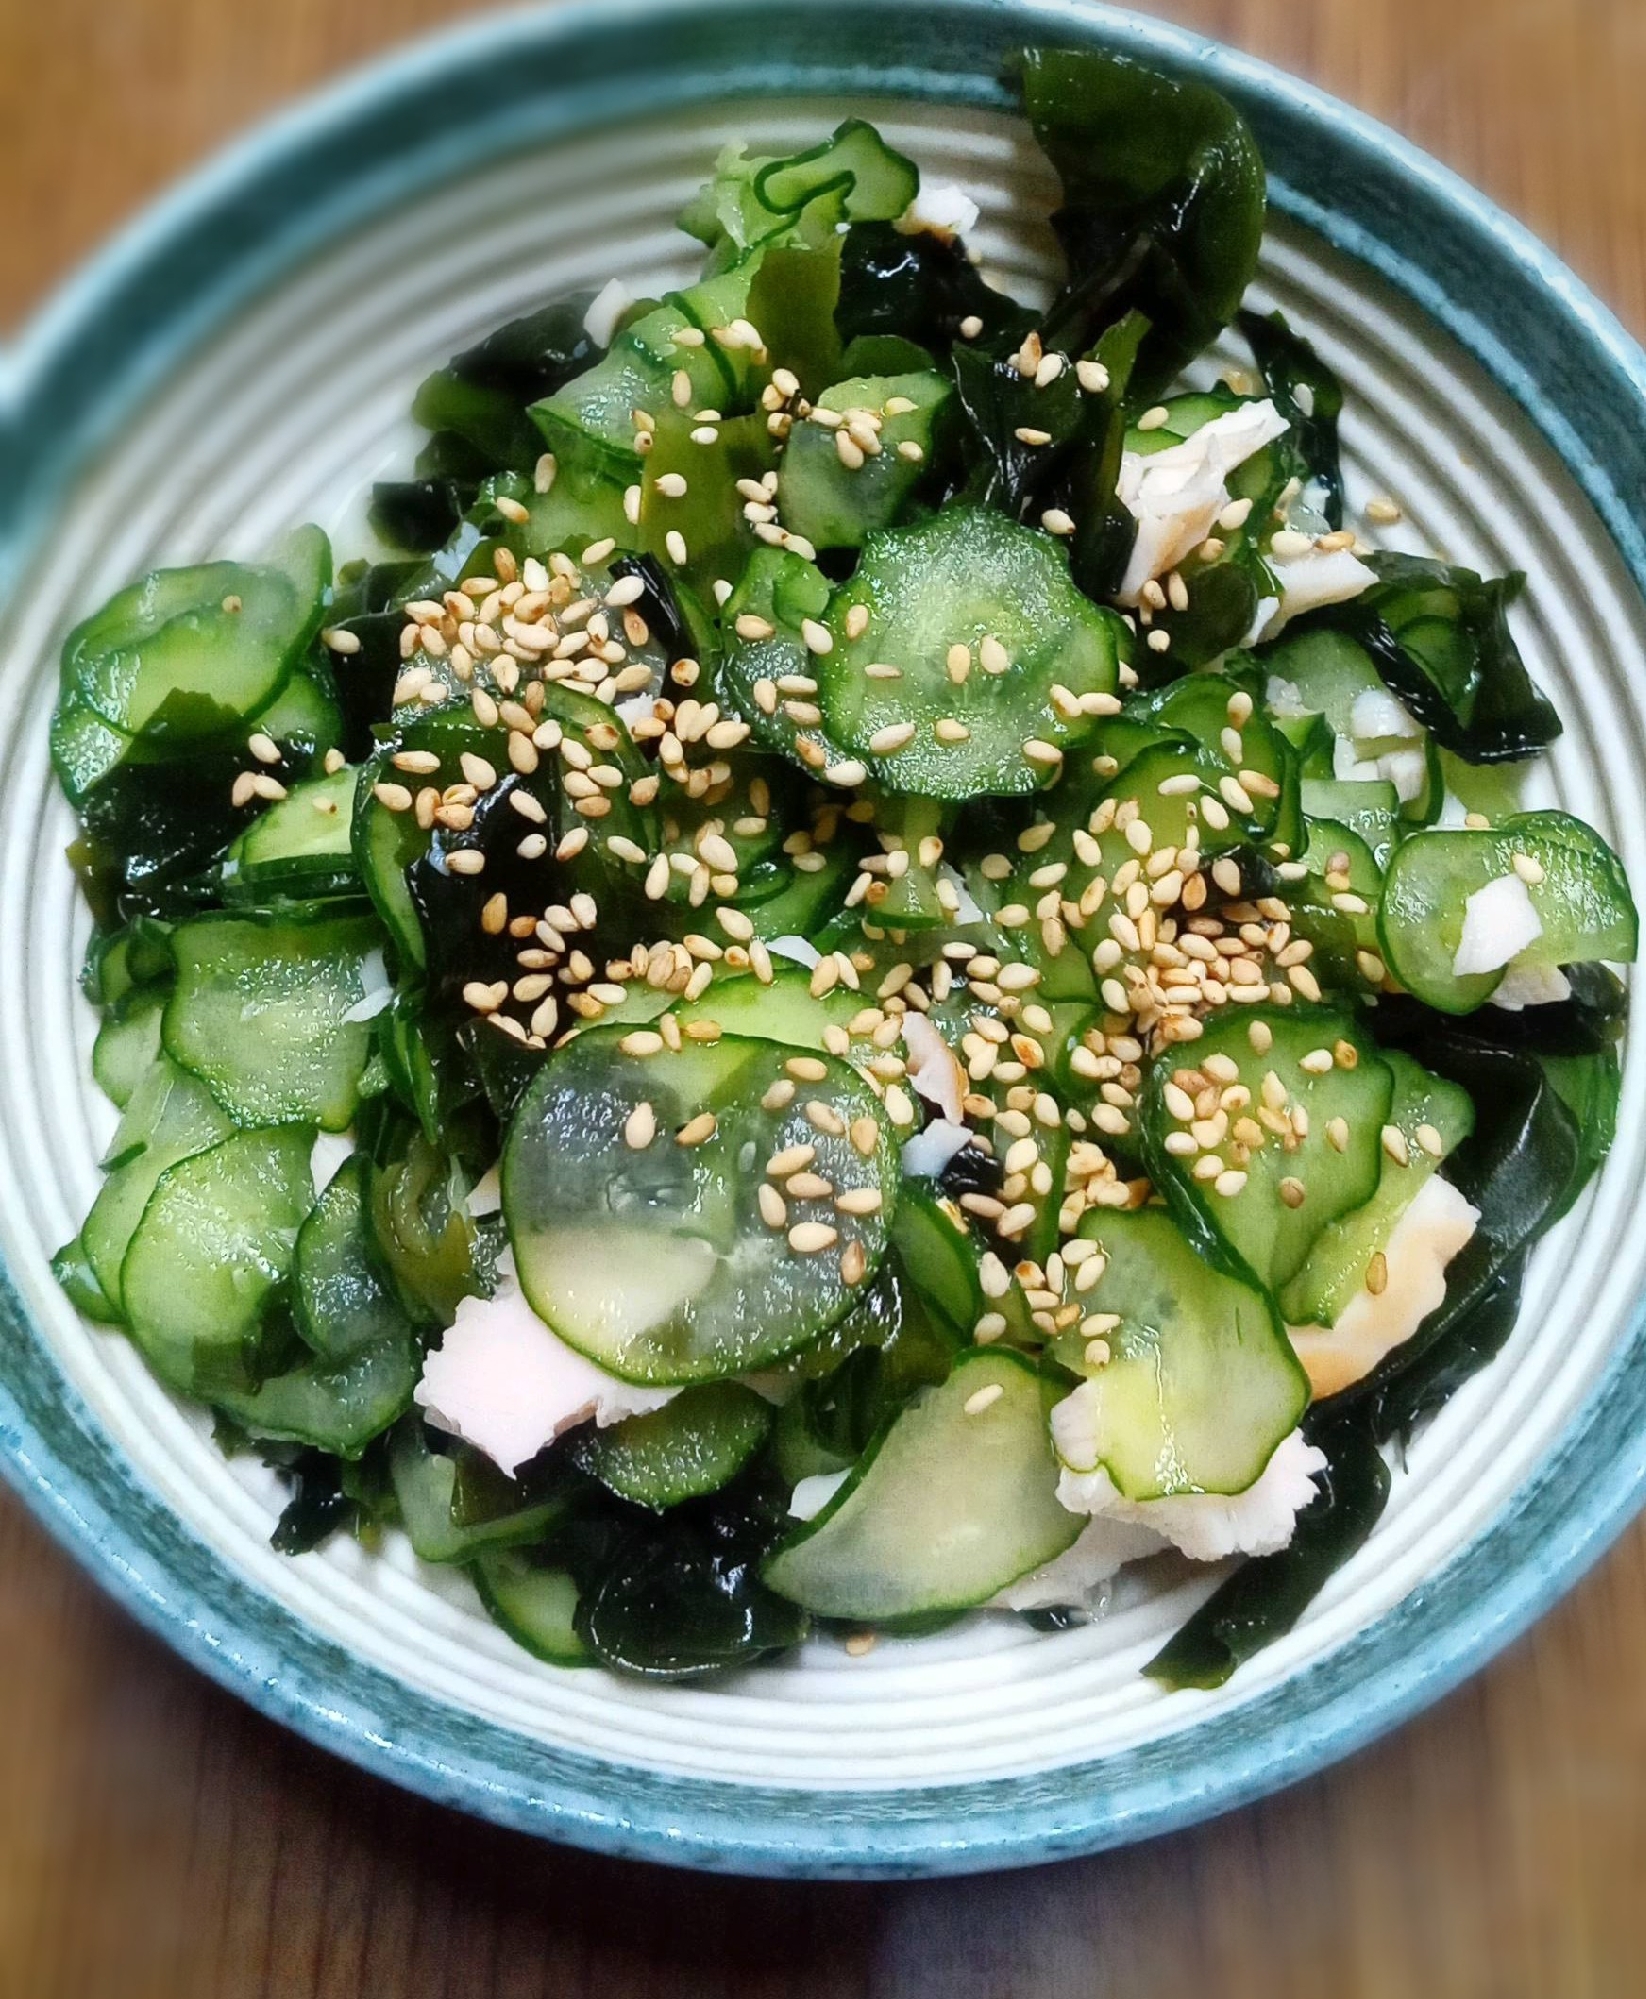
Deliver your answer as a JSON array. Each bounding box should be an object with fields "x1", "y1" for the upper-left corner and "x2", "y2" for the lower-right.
[{"x1": 4, "y1": 2, "x2": 1646, "y2": 1993}]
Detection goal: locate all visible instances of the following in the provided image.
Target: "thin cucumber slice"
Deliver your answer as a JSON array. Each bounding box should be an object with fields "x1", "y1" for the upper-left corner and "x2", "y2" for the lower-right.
[
  {"x1": 504, "y1": 1029, "x2": 899, "y2": 1383},
  {"x1": 367, "y1": 1128, "x2": 485, "y2": 1326},
  {"x1": 1143, "y1": 1004, "x2": 1393, "y2": 1292},
  {"x1": 1279, "y1": 1050, "x2": 1474, "y2": 1325},
  {"x1": 820, "y1": 505, "x2": 1125, "y2": 798},
  {"x1": 221, "y1": 765, "x2": 359, "y2": 902},
  {"x1": 1378, "y1": 811, "x2": 1637, "y2": 1012},
  {"x1": 92, "y1": 987, "x2": 167, "y2": 1109},
  {"x1": 776, "y1": 369, "x2": 949, "y2": 552},
  {"x1": 50, "y1": 690, "x2": 133, "y2": 806},
  {"x1": 963, "y1": 734, "x2": 1263, "y2": 1006},
  {"x1": 1264, "y1": 629, "x2": 1437, "y2": 822},
  {"x1": 666, "y1": 967, "x2": 865, "y2": 1063},
  {"x1": 1300, "y1": 778, "x2": 1399, "y2": 863},
  {"x1": 83, "y1": 1057, "x2": 235, "y2": 1309},
  {"x1": 122, "y1": 1126, "x2": 315, "y2": 1393},
  {"x1": 762, "y1": 1349, "x2": 1078, "y2": 1621},
  {"x1": 471, "y1": 1549, "x2": 590, "y2": 1664},
  {"x1": 890, "y1": 1189, "x2": 985, "y2": 1340},
  {"x1": 570, "y1": 1382, "x2": 772, "y2": 1510},
  {"x1": 1046, "y1": 1205, "x2": 1306, "y2": 1500},
  {"x1": 293, "y1": 1154, "x2": 415, "y2": 1362},
  {"x1": 389, "y1": 1420, "x2": 568, "y2": 1563},
  {"x1": 67, "y1": 525, "x2": 329, "y2": 743},
  {"x1": 52, "y1": 1235, "x2": 120, "y2": 1323},
  {"x1": 213, "y1": 1338, "x2": 415, "y2": 1458},
  {"x1": 163, "y1": 910, "x2": 385, "y2": 1130}
]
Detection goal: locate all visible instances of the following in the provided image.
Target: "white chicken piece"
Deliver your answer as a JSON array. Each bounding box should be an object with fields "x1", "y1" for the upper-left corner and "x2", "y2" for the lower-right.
[
  {"x1": 987, "y1": 1516, "x2": 1165, "y2": 1611},
  {"x1": 582, "y1": 277, "x2": 634, "y2": 348},
  {"x1": 1055, "y1": 1427, "x2": 1329, "y2": 1561},
  {"x1": 896, "y1": 181, "x2": 980, "y2": 241},
  {"x1": 1490, "y1": 959, "x2": 1572, "y2": 1010},
  {"x1": 1453, "y1": 872, "x2": 1543, "y2": 977},
  {"x1": 308, "y1": 1130, "x2": 356, "y2": 1199},
  {"x1": 415, "y1": 1259, "x2": 675, "y2": 1477},
  {"x1": 788, "y1": 1470, "x2": 850, "y2": 1522},
  {"x1": 1116, "y1": 399, "x2": 1290, "y2": 605},
  {"x1": 901, "y1": 1010, "x2": 966, "y2": 1125},
  {"x1": 1287, "y1": 1176, "x2": 1480, "y2": 1399},
  {"x1": 1264, "y1": 543, "x2": 1378, "y2": 633},
  {"x1": 901, "y1": 1118, "x2": 975, "y2": 1179}
]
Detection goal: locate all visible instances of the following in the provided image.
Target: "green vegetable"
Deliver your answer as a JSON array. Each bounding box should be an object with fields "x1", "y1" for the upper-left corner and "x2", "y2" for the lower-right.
[{"x1": 1021, "y1": 46, "x2": 1266, "y2": 398}]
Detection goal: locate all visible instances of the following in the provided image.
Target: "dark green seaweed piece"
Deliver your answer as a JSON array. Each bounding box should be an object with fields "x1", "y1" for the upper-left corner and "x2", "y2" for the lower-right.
[
  {"x1": 1238, "y1": 308, "x2": 1345, "y2": 527},
  {"x1": 573, "y1": 1474, "x2": 808, "y2": 1679},
  {"x1": 1299, "y1": 554, "x2": 1560, "y2": 764},
  {"x1": 1142, "y1": 1408, "x2": 1390, "y2": 1690},
  {"x1": 1020, "y1": 47, "x2": 1265, "y2": 400}
]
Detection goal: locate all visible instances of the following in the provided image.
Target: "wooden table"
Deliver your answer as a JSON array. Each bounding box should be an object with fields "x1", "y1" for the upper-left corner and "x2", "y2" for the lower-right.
[{"x1": 4, "y1": 2, "x2": 1646, "y2": 1991}]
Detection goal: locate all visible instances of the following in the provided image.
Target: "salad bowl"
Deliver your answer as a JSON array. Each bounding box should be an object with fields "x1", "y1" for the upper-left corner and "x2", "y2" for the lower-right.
[{"x1": 5, "y1": 0, "x2": 1646, "y2": 1876}]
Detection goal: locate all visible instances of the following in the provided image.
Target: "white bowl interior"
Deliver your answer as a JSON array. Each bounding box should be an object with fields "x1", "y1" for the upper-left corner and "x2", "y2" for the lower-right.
[{"x1": 6, "y1": 95, "x2": 1644, "y2": 1790}]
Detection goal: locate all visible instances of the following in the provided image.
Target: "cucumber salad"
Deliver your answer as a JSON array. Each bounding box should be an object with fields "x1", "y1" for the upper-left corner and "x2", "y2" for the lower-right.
[{"x1": 51, "y1": 48, "x2": 1636, "y2": 1687}]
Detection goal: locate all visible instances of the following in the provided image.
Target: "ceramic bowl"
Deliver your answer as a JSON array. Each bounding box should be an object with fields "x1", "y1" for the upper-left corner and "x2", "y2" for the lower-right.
[{"x1": 6, "y1": 0, "x2": 1646, "y2": 1877}]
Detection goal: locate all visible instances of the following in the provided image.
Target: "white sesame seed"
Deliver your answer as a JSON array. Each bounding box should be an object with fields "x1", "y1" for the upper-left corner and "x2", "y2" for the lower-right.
[
  {"x1": 964, "y1": 1382, "x2": 1005, "y2": 1416},
  {"x1": 624, "y1": 1102, "x2": 656, "y2": 1149}
]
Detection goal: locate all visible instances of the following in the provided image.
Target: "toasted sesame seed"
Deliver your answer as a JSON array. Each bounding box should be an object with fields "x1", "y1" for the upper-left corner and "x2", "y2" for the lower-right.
[
  {"x1": 934, "y1": 717, "x2": 971, "y2": 744},
  {"x1": 867, "y1": 721, "x2": 917, "y2": 756},
  {"x1": 835, "y1": 1186, "x2": 883, "y2": 1216},
  {"x1": 789, "y1": 1220, "x2": 838, "y2": 1254},
  {"x1": 623, "y1": 1102, "x2": 657, "y2": 1150},
  {"x1": 676, "y1": 1111, "x2": 717, "y2": 1146},
  {"x1": 1365, "y1": 496, "x2": 1404, "y2": 524},
  {"x1": 1366, "y1": 1251, "x2": 1389, "y2": 1296},
  {"x1": 1511, "y1": 851, "x2": 1545, "y2": 886},
  {"x1": 1218, "y1": 496, "x2": 1254, "y2": 532},
  {"x1": 1381, "y1": 1124, "x2": 1411, "y2": 1167}
]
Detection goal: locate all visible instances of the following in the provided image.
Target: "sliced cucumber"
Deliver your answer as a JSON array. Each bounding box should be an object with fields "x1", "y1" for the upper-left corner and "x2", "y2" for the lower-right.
[
  {"x1": 293, "y1": 1154, "x2": 415, "y2": 1362},
  {"x1": 67, "y1": 526, "x2": 329, "y2": 744},
  {"x1": 1143, "y1": 1004, "x2": 1393, "y2": 1292},
  {"x1": 221, "y1": 765, "x2": 359, "y2": 902},
  {"x1": 1046, "y1": 1205, "x2": 1306, "y2": 1499},
  {"x1": 820, "y1": 506, "x2": 1125, "y2": 798},
  {"x1": 666, "y1": 966, "x2": 864, "y2": 1063},
  {"x1": 213, "y1": 1338, "x2": 415, "y2": 1458},
  {"x1": 504, "y1": 1028, "x2": 898, "y2": 1383},
  {"x1": 776, "y1": 369, "x2": 949, "y2": 552},
  {"x1": 92, "y1": 986, "x2": 167, "y2": 1108},
  {"x1": 1300, "y1": 778, "x2": 1399, "y2": 863},
  {"x1": 1378, "y1": 811, "x2": 1637, "y2": 1012},
  {"x1": 1265, "y1": 628, "x2": 1437, "y2": 820},
  {"x1": 52, "y1": 1235, "x2": 120, "y2": 1323},
  {"x1": 890, "y1": 1188, "x2": 985, "y2": 1339},
  {"x1": 83, "y1": 1057, "x2": 235, "y2": 1309},
  {"x1": 570, "y1": 1381, "x2": 772, "y2": 1509},
  {"x1": 163, "y1": 910, "x2": 384, "y2": 1130},
  {"x1": 762, "y1": 1349, "x2": 1078, "y2": 1621},
  {"x1": 1279, "y1": 1050, "x2": 1473, "y2": 1325},
  {"x1": 471, "y1": 1548, "x2": 591, "y2": 1664},
  {"x1": 122, "y1": 1126, "x2": 315, "y2": 1392},
  {"x1": 389, "y1": 1419, "x2": 569, "y2": 1563}
]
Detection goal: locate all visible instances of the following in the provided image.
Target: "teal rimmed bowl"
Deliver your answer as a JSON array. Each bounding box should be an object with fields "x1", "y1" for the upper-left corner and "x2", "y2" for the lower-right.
[{"x1": 5, "y1": 0, "x2": 1646, "y2": 1877}]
